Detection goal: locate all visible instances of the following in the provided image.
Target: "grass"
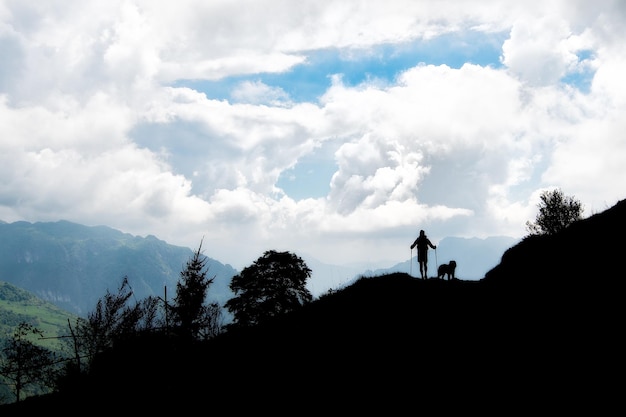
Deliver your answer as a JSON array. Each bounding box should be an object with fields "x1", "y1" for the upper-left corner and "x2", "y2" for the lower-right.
[{"x1": 0, "y1": 282, "x2": 78, "y2": 352}]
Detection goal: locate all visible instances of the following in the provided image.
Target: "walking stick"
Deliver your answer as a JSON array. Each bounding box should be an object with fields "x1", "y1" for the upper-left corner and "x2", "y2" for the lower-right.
[
  {"x1": 434, "y1": 247, "x2": 438, "y2": 278},
  {"x1": 410, "y1": 247, "x2": 412, "y2": 276}
]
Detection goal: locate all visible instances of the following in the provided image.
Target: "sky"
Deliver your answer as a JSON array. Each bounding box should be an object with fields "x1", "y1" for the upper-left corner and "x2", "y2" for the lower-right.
[{"x1": 1, "y1": 0, "x2": 625, "y2": 273}]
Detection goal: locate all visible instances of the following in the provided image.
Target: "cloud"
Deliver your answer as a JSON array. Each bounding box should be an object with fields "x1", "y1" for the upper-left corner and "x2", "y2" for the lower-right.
[
  {"x1": 230, "y1": 80, "x2": 291, "y2": 105},
  {"x1": 502, "y1": 15, "x2": 584, "y2": 86},
  {"x1": 1, "y1": 0, "x2": 625, "y2": 271}
]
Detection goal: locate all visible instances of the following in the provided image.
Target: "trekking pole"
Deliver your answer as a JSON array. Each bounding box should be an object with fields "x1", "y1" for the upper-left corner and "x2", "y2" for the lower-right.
[
  {"x1": 434, "y1": 247, "x2": 438, "y2": 275},
  {"x1": 410, "y1": 247, "x2": 412, "y2": 276}
]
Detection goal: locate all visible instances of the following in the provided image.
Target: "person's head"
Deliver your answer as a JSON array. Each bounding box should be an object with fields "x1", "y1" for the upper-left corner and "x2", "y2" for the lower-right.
[{"x1": 420, "y1": 230, "x2": 425, "y2": 236}]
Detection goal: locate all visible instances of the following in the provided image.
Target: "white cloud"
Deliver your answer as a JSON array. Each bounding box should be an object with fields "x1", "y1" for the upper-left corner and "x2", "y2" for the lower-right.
[
  {"x1": 230, "y1": 80, "x2": 291, "y2": 105},
  {"x1": 1, "y1": 0, "x2": 625, "y2": 271},
  {"x1": 502, "y1": 15, "x2": 583, "y2": 86}
]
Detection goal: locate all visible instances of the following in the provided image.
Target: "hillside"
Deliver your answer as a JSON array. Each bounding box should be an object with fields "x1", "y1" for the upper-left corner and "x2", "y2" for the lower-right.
[
  {"x1": 0, "y1": 281, "x2": 77, "y2": 350},
  {"x1": 1, "y1": 199, "x2": 623, "y2": 413},
  {"x1": 0, "y1": 281, "x2": 78, "y2": 402}
]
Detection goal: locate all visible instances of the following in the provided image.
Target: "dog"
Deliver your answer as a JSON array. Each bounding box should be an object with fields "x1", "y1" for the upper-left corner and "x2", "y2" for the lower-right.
[{"x1": 437, "y1": 260, "x2": 457, "y2": 280}]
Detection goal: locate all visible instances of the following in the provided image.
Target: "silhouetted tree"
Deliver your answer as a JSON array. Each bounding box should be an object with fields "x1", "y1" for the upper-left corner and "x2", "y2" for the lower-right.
[
  {"x1": 0, "y1": 322, "x2": 57, "y2": 403},
  {"x1": 72, "y1": 276, "x2": 161, "y2": 371},
  {"x1": 526, "y1": 188, "x2": 584, "y2": 236},
  {"x1": 225, "y1": 250, "x2": 312, "y2": 328},
  {"x1": 170, "y1": 240, "x2": 223, "y2": 340}
]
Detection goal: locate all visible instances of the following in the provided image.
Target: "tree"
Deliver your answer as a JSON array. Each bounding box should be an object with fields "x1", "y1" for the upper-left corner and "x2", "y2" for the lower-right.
[
  {"x1": 170, "y1": 240, "x2": 223, "y2": 340},
  {"x1": 0, "y1": 322, "x2": 57, "y2": 403},
  {"x1": 225, "y1": 250, "x2": 313, "y2": 328},
  {"x1": 72, "y1": 276, "x2": 161, "y2": 371},
  {"x1": 526, "y1": 188, "x2": 584, "y2": 236}
]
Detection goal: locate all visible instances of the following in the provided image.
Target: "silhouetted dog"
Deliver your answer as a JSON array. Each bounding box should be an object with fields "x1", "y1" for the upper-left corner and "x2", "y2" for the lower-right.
[{"x1": 437, "y1": 260, "x2": 457, "y2": 280}]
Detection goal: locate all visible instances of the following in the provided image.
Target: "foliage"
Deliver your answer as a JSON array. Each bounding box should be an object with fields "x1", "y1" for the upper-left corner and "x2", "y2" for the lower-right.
[
  {"x1": 0, "y1": 322, "x2": 58, "y2": 403},
  {"x1": 70, "y1": 276, "x2": 162, "y2": 373},
  {"x1": 170, "y1": 240, "x2": 223, "y2": 340},
  {"x1": 0, "y1": 282, "x2": 80, "y2": 403},
  {"x1": 0, "y1": 282, "x2": 78, "y2": 352},
  {"x1": 525, "y1": 188, "x2": 584, "y2": 236},
  {"x1": 0, "y1": 283, "x2": 33, "y2": 302},
  {"x1": 225, "y1": 250, "x2": 312, "y2": 328},
  {"x1": 0, "y1": 239, "x2": 229, "y2": 404}
]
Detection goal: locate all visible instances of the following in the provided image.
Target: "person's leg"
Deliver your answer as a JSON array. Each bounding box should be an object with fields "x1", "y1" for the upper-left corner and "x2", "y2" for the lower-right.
[
  {"x1": 424, "y1": 262, "x2": 428, "y2": 279},
  {"x1": 419, "y1": 261, "x2": 424, "y2": 279}
]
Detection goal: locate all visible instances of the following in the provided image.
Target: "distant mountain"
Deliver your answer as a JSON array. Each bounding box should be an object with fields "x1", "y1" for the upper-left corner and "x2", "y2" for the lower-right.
[
  {"x1": 344, "y1": 235, "x2": 519, "y2": 283},
  {"x1": 0, "y1": 219, "x2": 521, "y2": 318},
  {"x1": 0, "y1": 220, "x2": 237, "y2": 317},
  {"x1": 301, "y1": 236, "x2": 519, "y2": 296}
]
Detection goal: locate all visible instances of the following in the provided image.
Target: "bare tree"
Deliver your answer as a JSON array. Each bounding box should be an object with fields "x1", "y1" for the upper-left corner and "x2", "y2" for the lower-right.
[
  {"x1": 0, "y1": 322, "x2": 57, "y2": 403},
  {"x1": 72, "y1": 276, "x2": 161, "y2": 371}
]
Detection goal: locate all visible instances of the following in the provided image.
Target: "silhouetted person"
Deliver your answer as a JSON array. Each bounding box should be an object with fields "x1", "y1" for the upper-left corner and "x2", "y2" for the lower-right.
[{"x1": 410, "y1": 230, "x2": 437, "y2": 279}]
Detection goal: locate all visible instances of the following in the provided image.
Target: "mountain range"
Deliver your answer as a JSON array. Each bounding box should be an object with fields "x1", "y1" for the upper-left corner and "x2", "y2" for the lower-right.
[
  {"x1": 0, "y1": 220, "x2": 236, "y2": 317},
  {"x1": 0, "y1": 219, "x2": 518, "y2": 318}
]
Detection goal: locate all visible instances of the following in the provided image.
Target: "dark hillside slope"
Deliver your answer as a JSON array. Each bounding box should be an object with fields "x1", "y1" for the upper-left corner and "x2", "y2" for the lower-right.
[
  {"x1": 482, "y1": 198, "x2": 623, "y2": 343},
  {"x1": 484, "y1": 198, "x2": 626, "y2": 288},
  {"x1": 63, "y1": 275, "x2": 500, "y2": 412},
  {"x1": 480, "y1": 198, "x2": 623, "y2": 407},
  {"x1": 2, "y1": 199, "x2": 623, "y2": 413}
]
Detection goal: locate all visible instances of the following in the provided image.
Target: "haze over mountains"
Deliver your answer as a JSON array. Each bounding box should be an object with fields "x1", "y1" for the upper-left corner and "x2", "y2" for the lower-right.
[
  {"x1": 0, "y1": 220, "x2": 236, "y2": 316},
  {"x1": 0, "y1": 219, "x2": 517, "y2": 317}
]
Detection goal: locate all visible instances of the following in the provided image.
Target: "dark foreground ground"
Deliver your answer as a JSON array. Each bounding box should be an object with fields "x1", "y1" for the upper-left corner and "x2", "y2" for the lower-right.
[{"x1": 3, "y1": 199, "x2": 625, "y2": 414}]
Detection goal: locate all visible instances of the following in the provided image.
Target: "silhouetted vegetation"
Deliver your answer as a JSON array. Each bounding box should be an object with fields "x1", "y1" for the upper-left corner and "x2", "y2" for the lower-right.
[
  {"x1": 0, "y1": 241, "x2": 225, "y2": 406},
  {"x1": 225, "y1": 250, "x2": 312, "y2": 329},
  {"x1": 69, "y1": 276, "x2": 161, "y2": 375},
  {"x1": 0, "y1": 323, "x2": 58, "y2": 403},
  {"x1": 525, "y1": 188, "x2": 583, "y2": 236},
  {"x1": 170, "y1": 240, "x2": 223, "y2": 340}
]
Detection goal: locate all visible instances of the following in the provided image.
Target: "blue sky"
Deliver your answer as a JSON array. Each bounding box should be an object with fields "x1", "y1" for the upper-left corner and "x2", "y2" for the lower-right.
[
  {"x1": 172, "y1": 29, "x2": 596, "y2": 202},
  {"x1": 1, "y1": 1, "x2": 625, "y2": 284},
  {"x1": 294, "y1": 34, "x2": 508, "y2": 201},
  {"x1": 176, "y1": 30, "x2": 508, "y2": 104},
  {"x1": 176, "y1": 31, "x2": 510, "y2": 201}
]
